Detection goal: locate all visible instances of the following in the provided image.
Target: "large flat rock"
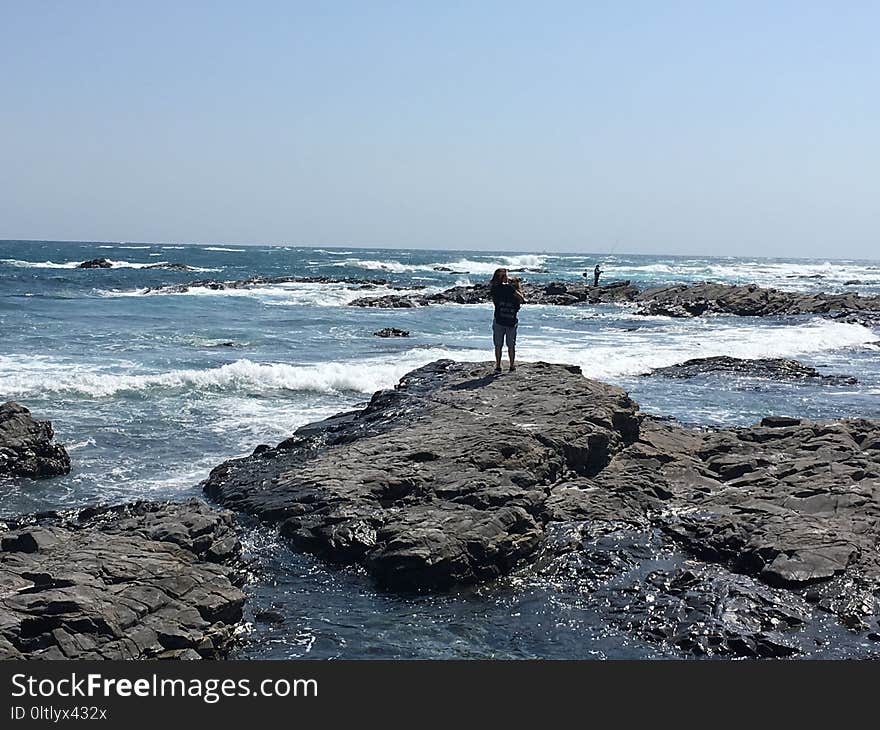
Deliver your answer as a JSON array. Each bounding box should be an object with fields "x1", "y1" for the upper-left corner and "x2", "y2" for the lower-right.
[
  {"x1": 0, "y1": 499, "x2": 245, "y2": 659},
  {"x1": 204, "y1": 361, "x2": 640, "y2": 589}
]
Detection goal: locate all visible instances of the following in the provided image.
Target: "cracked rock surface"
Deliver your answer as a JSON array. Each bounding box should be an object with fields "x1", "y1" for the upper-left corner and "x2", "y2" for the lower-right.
[{"x1": 0, "y1": 499, "x2": 245, "y2": 659}]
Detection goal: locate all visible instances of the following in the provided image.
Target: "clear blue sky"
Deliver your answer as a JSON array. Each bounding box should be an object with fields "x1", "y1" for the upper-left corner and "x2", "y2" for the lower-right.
[{"x1": 1, "y1": 1, "x2": 877, "y2": 257}]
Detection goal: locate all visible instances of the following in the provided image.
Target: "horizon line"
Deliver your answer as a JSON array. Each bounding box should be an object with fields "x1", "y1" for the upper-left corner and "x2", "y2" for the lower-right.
[{"x1": 1, "y1": 238, "x2": 878, "y2": 264}]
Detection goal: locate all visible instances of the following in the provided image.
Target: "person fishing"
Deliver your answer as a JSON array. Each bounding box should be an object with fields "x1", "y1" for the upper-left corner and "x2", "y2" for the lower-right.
[
  {"x1": 489, "y1": 268, "x2": 525, "y2": 373},
  {"x1": 582, "y1": 263, "x2": 603, "y2": 286}
]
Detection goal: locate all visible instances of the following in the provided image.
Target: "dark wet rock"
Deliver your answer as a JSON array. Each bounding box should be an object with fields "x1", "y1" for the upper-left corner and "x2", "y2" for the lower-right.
[
  {"x1": 143, "y1": 262, "x2": 198, "y2": 271},
  {"x1": 204, "y1": 361, "x2": 640, "y2": 589},
  {"x1": 635, "y1": 300, "x2": 710, "y2": 318},
  {"x1": 350, "y1": 280, "x2": 640, "y2": 308},
  {"x1": 844, "y1": 280, "x2": 864, "y2": 286},
  {"x1": 373, "y1": 328, "x2": 410, "y2": 338},
  {"x1": 644, "y1": 356, "x2": 858, "y2": 385},
  {"x1": 828, "y1": 310, "x2": 880, "y2": 327},
  {"x1": 0, "y1": 499, "x2": 245, "y2": 660},
  {"x1": 613, "y1": 565, "x2": 809, "y2": 657},
  {"x1": 76, "y1": 258, "x2": 112, "y2": 269},
  {"x1": 254, "y1": 609, "x2": 285, "y2": 625},
  {"x1": 0, "y1": 402, "x2": 71, "y2": 479},
  {"x1": 203, "y1": 359, "x2": 880, "y2": 655}
]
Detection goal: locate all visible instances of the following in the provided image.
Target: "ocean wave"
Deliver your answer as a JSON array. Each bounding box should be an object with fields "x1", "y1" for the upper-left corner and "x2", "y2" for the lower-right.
[
  {"x1": 0, "y1": 349, "x2": 485, "y2": 398},
  {"x1": 203, "y1": 247, "x2": 246, "y2": 252},
  {"x1": 340, "y1": 254, "x2": 548, "y2": 276},
  {"x1": 122, "y1": 281, "x2": 442, "y2": 306}
]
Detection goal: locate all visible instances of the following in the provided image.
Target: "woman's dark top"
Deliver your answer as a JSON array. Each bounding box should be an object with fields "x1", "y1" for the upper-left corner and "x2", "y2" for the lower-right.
[{"x1": 490, "y1": 283, "x2": 521, "y2": 326}]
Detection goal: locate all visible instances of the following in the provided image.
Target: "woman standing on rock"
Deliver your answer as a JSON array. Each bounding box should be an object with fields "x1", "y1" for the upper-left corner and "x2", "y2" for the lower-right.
[{"x1": 489, "y1": 268, "x2": 525, "y2": 373}]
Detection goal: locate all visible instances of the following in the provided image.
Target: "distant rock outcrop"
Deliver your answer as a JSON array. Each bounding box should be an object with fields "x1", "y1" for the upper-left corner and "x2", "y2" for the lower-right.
[
  {"x1": 348, "y1": 279, "x2": 880, "y2": 320},
  {"x1": 77, "y1": 258, "x2": 113, "y2": 269},
  {"x1": 373, "y1": 328, "x2": 410, "y2": 337}
]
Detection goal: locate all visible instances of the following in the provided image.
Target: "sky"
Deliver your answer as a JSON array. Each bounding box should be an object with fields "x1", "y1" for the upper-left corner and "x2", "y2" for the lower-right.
[{"x1": 1, "y1": 1, "x2": 878, "y2": 258}]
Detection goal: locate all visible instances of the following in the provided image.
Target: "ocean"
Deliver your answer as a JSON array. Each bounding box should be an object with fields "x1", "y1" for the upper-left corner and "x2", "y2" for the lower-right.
[{"x1": 2, "y1": 240, "x2": 879, "y2": 658}]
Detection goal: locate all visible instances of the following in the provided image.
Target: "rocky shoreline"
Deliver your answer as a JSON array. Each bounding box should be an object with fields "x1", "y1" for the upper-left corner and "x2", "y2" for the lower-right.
[
  {"x1": 4, "y1": 359, "x2": 880, "y2": 659},
  {"x1": 203, "y1": 360, "x2": 880, "y2": 657},
  {"x1": 348, "y1": 279, "x2": 880, "y2": 319}
]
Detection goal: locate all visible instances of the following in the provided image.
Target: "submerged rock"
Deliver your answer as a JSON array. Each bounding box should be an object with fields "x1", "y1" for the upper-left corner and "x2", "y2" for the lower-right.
[
  {"x1": 143, "y1": 262, "x2": 198, "y2": 271},
  {"x1": 645, "y1": 356, "x2": 858, "y2": 385},
  {"x1": 0, "y1": 499, "x2": 245, "y2": 660},
  {"x1": 0, "y1": 402, "x2": 71, "y2": 479},
  {"x1": 77, "y1": 258, "x2": 113, "y2": 269},
  {"x1": 373, "y1": 328, "x2": 410, "y2": 337}
]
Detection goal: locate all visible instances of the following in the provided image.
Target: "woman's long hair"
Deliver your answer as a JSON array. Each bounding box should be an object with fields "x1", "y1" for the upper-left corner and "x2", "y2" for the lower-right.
[{"x1": 490, "y1": 268, "x2": 508, "y2": 287}]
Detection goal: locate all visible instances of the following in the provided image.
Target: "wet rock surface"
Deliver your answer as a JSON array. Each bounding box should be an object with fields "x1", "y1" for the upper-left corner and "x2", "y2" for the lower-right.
[
  {"x1": 644, "y1": 356, "x2": 858, "y2": 385},
  {"x1": 204, "y1": 360, "x2": 880, "y2": 656},
  {"x1": 204, "y1": 361, "x2": 641, "y2": 589},
  {"x1": 0, "y1": 499, "x2": 245, "y2": 659},
  {"x1": 373, "y1": 328, "x2": 410, "y2": 337},
  {"x1": 0, "y1": 402, "x2": 71, "y2": 479}
]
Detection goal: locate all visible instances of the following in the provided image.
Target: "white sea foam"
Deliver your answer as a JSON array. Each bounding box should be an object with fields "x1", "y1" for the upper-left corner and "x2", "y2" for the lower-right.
[
  {"x1": 2, "y1": 259, "x2": 81, "y2": 269},
  {"x1": 584, "y1": 258, "x2": 880, "y2": 292},
  {"x1": 0, "y1": 319, "x2": 871, "y2": 399},
  {"x1": 0, "y1": 258, "x2": 193, "y2": 270},
  {"x1": 203, "y1": 247, "x2": 246, "y2": 252},
  {"x1": 514, "y1": 317, "x2": 874, "y2": 380},
  {"x1": 0, "y1": 349, "x2": 482, "y2": 398},
  {"x1": 130, "y1": 280, "x2": 442, "y2": 306},
  {"x1": 339, "y1": 254, "x2": 548, "y2": 276}
]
